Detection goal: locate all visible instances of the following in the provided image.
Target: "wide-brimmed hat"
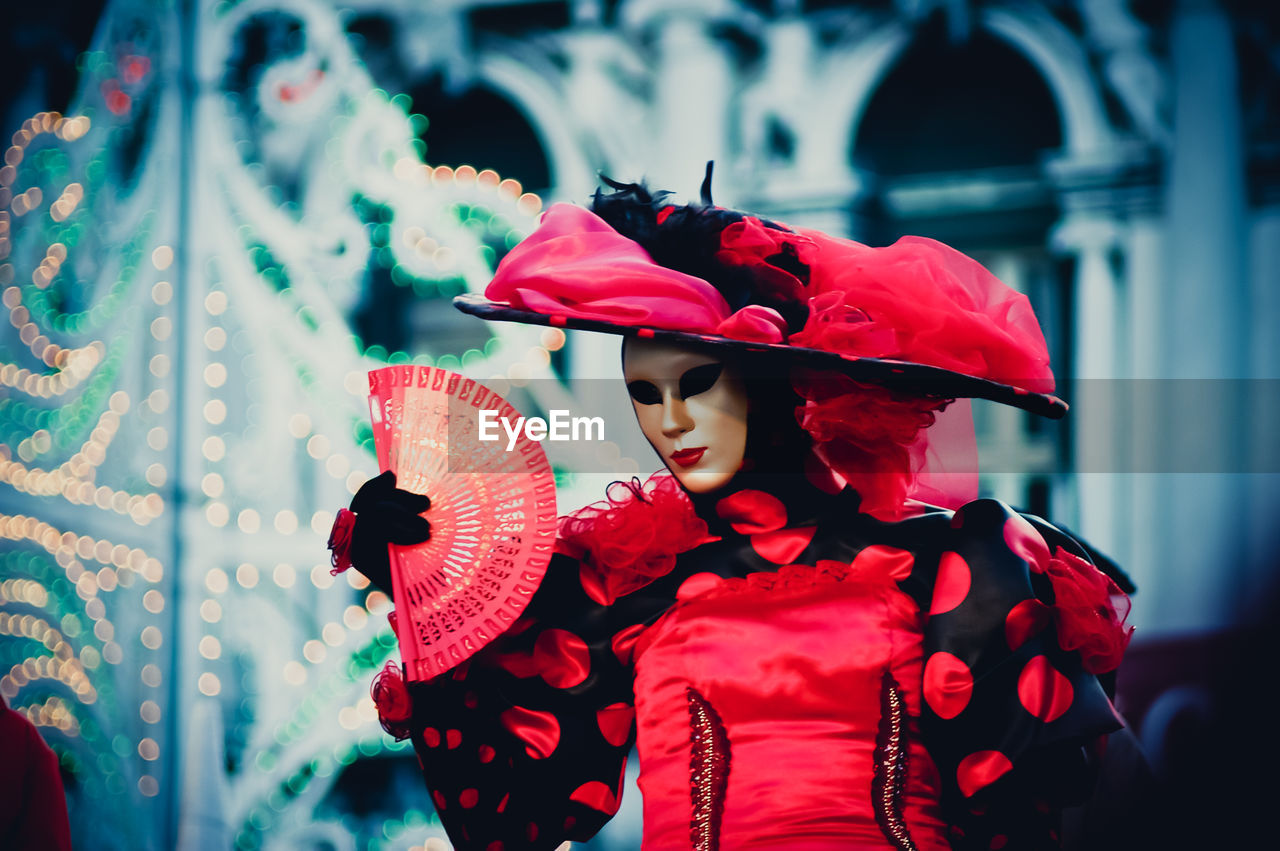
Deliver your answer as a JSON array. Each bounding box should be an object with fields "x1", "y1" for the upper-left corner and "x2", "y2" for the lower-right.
[{"x1": 454, "y1": 179, "x2": 1066, "y2": 418}]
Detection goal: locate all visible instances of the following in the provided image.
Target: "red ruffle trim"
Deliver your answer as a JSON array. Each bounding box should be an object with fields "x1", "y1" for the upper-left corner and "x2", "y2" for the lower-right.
[
  {"x1": 557, "y1": 474, "x2": 715, "y2": 606},
  {"x1": 371, "y1": 661, "x2": 414, "y2": 740},
  {"x1": 675, "y1": 556, "x2": 905, "y2": 608},
  {"x1": 1041, "y1": 547, "x2": 1133, "y2": 674},
  {"x1": 327, "y1": 508, "x2": 356, "y2": 575},
  {"x1": 700, "y1": 560, "x2": 852, "y2": 599},
  {"x1": 793, "y1": 371, "x2": 950, "y2": 521}
]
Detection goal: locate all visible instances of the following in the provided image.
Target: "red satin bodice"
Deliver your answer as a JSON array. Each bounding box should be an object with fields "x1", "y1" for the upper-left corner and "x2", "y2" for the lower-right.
[{"x1": 632, "y1": 564, "x2": 950, "y2": 850}]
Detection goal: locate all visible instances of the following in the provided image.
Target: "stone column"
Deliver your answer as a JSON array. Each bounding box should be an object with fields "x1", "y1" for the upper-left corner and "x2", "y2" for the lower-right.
[
  {"x1": 1122, "y1": 208, "x2": 1164, "y2": 616},
  {"x1": 984, "y1": 254, "x2": 1036, "y2": 509},
  {"x1": 1245, "y1": 209, "x2": 1280, "y2": 600},
  {"x1": 1051, "y1": 213, "x2": 1126, "y2": 566},
  {"x1": 1155, "y1": 0, "x2": 1248, "y2": 632}
]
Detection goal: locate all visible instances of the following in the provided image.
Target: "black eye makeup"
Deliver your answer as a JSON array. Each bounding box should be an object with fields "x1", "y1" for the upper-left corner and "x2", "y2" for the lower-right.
[
  {"x1": 678, "y1": 363, "x2": 723, "y2": 399},
  {"x1": 626, "y1": 380, "x2": 662, "y2": 405}
]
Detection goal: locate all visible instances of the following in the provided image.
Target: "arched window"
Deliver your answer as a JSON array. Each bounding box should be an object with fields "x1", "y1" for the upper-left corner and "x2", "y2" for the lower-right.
[
  {"x1": 855, "y1": 25, "x2": 1061, "y2": 177},
  {"x1": 407, "y1": 78, "x2": 551, "y2": 193}
]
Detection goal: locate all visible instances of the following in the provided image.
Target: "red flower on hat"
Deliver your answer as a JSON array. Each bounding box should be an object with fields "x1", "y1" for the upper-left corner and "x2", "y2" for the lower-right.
[
  {"x1": 714, "y1": 216, "x2": 817, "y2": 303},
  {"x1": 371, "y1": 661, "x2": 415, "y2": 740},
  {"x1": 1041, "y1": 547, "x2": 1133, "y2": 674},
  {"x1": 788, "y1": 290, "x2": 898, "y2": 359}
]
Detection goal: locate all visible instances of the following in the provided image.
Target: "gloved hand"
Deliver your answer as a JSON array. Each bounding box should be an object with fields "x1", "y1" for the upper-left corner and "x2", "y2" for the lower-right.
[{"x1": 327, "y1": 471, "x2": 431, "y2": 594}]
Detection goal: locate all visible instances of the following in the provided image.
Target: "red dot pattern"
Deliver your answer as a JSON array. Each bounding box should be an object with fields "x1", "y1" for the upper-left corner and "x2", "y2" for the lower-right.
[
  {"x1": 569, "y1": 780, "x2": 620, "y2": 815},
  {"x1": 499, "y1": 706, "x2": 561, "y2": 759},
  {"x1": 923, "y1": 651, "x2": 974, "y2": 720},
  {"x1": 1004, "y1": 598, "x2": 1051, "y2": 650},
  {"x1": 715, "y1": 489, "x2": 788, "y2": 535},
  {"x1": 459, "y1": 788, "x2": 479, "y2": 809},
  {"x1": 422, "y1": 728, "x2": 441, "y2": 748},
  {"x1": 532, "y1": 628, "x2": 591, "y2": 689},
  {"x1": 929, "y1": 551, "x2": 971, "y2": 614},
  {"x1": 596, "y1": 702, "x2": 636, "y2": 747},
  {"x1": 1017, "y1": 655, "x2": 1074, "y2": 723},
  {"x1": 611, "y1": 622, "x2": 646, "y2": 666},
  {"x1": 957, "y1": 750, "x2": 1013, "y2": 798},
  {"x1": 478, "y1": 744, "x2": 496, "y2": 763},
  {"x1": 750, "y1": 526, "x2": 817, "y2": 564},
  {"x1": 852, "y1": 544, "x2": 915, "y2": 580}
]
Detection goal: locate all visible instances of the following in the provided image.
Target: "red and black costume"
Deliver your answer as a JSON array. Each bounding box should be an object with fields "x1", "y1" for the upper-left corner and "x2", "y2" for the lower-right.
[{"x1": 341, "y1": 176, "x2": 1132, "y2": 850}]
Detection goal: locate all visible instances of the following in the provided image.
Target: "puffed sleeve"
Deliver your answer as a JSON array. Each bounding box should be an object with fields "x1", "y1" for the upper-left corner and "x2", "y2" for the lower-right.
[
  {"x1": 917, "y1": 499, "x2": 1132, "y2": 850},
  {"x1": 393, "y1": 552, "x2": 645, "y2": 851},
  {"x1": 366, "y1": 474, "x2": 706, "y2": 850}
]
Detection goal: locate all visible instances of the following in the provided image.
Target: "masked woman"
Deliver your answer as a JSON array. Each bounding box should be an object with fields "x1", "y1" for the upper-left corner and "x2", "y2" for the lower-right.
[{"x1": 332, "y1": 177, "x2": 1133, "y2": 851}]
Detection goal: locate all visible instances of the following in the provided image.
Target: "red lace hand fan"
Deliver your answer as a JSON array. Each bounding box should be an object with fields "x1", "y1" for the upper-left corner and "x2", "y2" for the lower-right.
[{"x1": 367, "y1": 366, "x2": 558, "y2": 681}]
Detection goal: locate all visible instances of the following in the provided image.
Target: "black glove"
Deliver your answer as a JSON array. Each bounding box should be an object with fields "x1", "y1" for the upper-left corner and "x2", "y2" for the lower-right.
[{"x1": 338, "y1": 471, "x2": 432, "y2": 594}]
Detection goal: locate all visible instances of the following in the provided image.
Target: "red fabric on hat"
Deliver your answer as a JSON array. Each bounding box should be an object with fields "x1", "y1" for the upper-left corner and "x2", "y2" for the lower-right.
[
  {"x1": 714, "y1": 215, "x2": 816, "y2": 302},
  {"x1": 483, "y1": 203, "x2": 1051, "y2": 521},
  {"x1": 485, "y1": 206, "x2": 1054, "y2": 399},
  {"x1": 794, "y1": 231, "x2": 1055, "y2": 394},
  {"x1": 714, "y1": 304, "x2": 788, "y2": 343},
  {"x1": 486, "y1": 204, "x2": 731, "y2": 332}
]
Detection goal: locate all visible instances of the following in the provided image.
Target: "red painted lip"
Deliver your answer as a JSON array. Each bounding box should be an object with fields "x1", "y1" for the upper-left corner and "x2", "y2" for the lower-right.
[{"x1": 670, "y1": 447, "x2": 706, "y2": 468}]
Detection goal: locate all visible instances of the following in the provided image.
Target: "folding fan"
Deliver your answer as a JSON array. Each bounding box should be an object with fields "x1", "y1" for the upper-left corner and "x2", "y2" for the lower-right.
[{"x1": 366, "y1": 366, "x2": 558, "y2": 681}]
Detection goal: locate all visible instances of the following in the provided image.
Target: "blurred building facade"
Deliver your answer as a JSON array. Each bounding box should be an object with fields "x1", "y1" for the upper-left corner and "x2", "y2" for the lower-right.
[{"x1": 0, "y1": 0, "x2": 1276, "y2": 849}]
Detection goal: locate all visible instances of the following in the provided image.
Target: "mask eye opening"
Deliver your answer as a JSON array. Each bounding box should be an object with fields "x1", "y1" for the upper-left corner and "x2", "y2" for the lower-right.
[
  {"x1": 626, "y1": 380, "x2": 662, "y2": 405},
  {"x1": 678, "y1": 363, "x2": 724, "y2": 400}
]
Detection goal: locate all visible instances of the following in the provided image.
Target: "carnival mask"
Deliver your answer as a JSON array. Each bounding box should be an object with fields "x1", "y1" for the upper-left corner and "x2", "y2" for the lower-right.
[{"x1": 622, "y1": 339, "x2": 748, "y2": 494}]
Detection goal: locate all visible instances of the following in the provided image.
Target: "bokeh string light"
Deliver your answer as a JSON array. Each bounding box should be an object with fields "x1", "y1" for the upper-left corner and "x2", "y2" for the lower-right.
[
  {"x1": 1, "y1": 45, "x2": 173, "y2": 838},
  {"x1": 0, "y1": 4, "x2": 639, "y2": 849}
]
